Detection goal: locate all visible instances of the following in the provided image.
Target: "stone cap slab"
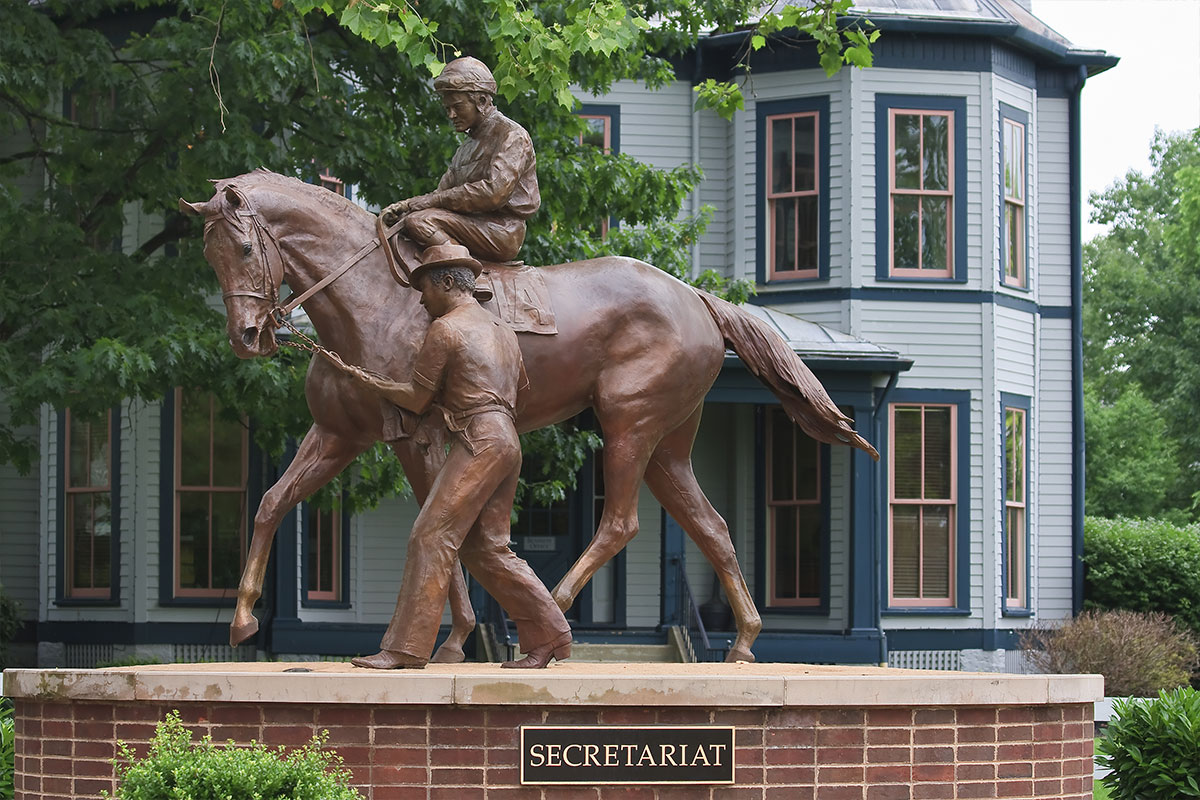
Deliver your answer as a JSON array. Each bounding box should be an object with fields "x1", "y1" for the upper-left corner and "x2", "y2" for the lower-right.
[{"x1": 3, "y1": 662, "x2": 1103, "y2": 707}]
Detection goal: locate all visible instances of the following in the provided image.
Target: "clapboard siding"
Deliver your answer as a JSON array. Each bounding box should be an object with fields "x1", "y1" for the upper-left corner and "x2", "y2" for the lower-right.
[
  {"x1": 995, "y1": 306, "x2": 1036, "y2": 394},
  {"x1": 1036, "y1": 97, "x2": 1072, "y2": 307},
  {"x1": 1035, "y1": 319, "x2": 1075, "y2": 620}
]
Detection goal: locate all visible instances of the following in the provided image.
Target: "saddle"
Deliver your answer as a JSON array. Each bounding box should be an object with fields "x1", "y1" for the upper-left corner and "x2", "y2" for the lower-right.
[{"x1": 381, "y1": 221, "x2": 557, "y2": 336}]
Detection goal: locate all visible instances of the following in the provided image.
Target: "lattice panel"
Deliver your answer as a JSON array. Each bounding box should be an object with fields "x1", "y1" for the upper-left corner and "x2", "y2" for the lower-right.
[
  {"x1": 63, "y1": 643, "x2": 114, "y2": 669},
  {"x1": 888, "y1": 649, "x2": 962, "y2": 671}
]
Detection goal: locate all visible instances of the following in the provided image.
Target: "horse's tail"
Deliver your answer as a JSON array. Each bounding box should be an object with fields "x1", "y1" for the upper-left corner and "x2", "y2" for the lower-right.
[{"x1": 695, "y1": 288, "x2": 880, "y2": 461}]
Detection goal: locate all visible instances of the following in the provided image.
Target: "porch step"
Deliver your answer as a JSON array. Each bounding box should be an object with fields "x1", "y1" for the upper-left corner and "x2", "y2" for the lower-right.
[{"x1": 568, "y1": 642, "x2": 685, "y2": 663}]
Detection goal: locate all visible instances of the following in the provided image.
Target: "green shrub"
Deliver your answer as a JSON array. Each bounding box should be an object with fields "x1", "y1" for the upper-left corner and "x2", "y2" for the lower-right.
[
  {"x1": 1, "y1": 699, "x2": 14, "y2": 800},
  {"x1": 1084, "y1": 516, "x2": 1200, "y2": 638},
  {"x1": 1097, "y1": 687, "x2": 1200, "y2": 798},
  {"x1": 1020, "y1": 609, "x2": 1199, "y2": 697},
  {"x1": 103, "y1": 711, "x2": 363, "y2": 800}
]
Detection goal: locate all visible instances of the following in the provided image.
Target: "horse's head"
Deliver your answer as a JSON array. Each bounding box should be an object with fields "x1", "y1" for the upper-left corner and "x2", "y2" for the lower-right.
[{"x1": 180, "y1": 183, "x2": 281, "y2": 358}]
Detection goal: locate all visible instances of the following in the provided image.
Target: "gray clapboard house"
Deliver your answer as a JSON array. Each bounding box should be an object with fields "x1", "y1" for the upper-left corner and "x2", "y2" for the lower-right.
[{"x1": 0, "y1": 0, "x2": 1116, "y2": 669}]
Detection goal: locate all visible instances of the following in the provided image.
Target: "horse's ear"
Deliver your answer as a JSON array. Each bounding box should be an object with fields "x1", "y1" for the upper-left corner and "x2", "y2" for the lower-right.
[
  {"x1": 178, "y1": 198, "x2": 209, "y2": 216},
  {"x1": 224, "y1": 186, "x2": 242, "y2": 208}
]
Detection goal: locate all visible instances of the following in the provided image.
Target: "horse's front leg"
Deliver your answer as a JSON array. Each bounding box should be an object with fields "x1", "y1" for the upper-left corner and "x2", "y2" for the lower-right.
[
  {"x1": 231, "y1": 423, "x2": 368, "y2": 646},
  {"x1": 390, "y1": 422, "x2": 476, "y2": 663}
]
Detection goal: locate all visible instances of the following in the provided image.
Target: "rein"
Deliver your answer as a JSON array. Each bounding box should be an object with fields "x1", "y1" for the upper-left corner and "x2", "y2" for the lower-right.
[{"x1": 214, "y1": 199, "x2": 403, "y2": 384}]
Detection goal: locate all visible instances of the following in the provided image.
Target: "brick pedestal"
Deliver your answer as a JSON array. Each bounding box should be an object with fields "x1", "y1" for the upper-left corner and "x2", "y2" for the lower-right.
[{"x1": 3, "y1": 662, "x2": 1101, "y2": 799}]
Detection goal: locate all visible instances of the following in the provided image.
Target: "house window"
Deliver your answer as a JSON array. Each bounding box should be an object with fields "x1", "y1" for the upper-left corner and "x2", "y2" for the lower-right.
[
  {"x1": 889, "y1": 403, "x2": 956, "y2": 607},
  {"x1": 1003, "y1": 402, "x2": 1029, "y2": 611},
  {"x1": 766, "y1": 408, "x2": 822, "y2": 606},
  {"x1": 757, "y1": 97, "x2": 830, "y2": 283},
  {"x1": 577, "y1": 105, "x2": 619, "y2": 239},
  {"x1": 875, "y1": 95, "x2": 967, "y2": 282},
  {"x1": 62, "y1": 409, "x2": 114, "y2": 600},
  {"x1": 889, "y1": 109, "x2": 953, "y2": 275},
  {"x1": 174, "y1": 390, "x2": 247, "y2": 598},
  {"x1": 766, "y1": 112, "x2": 820, "y2": 279},
  {"x1": 1000, "y1": 105, "x2": 1029, "y2": 289},
  {"x1": 304, "y1": 501, "x2": 343, "y2": 604},
  {"x1": 318, "y1": 166, "x2": 345, "y2": 197}
]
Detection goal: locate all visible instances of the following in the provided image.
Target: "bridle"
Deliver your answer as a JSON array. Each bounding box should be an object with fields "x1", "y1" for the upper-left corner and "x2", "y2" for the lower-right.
[{"x1": 206, "y1": 190, "x2": 400, "y2": 384}]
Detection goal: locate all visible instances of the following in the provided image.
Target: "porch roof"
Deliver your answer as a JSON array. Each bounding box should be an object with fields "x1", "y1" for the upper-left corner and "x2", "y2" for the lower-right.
[{"x1": 734, "y1": 304, "x2": 913, "y2": 374}]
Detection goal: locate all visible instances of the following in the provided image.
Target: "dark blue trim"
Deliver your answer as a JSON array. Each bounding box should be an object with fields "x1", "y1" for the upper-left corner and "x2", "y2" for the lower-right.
[
  {"x1": 879, "y1": 389, "x2": 972, "y2": 614},
  {"x1": 756, "y1": 96, "x2": 831, "y2": 285},
  {"x1": 54, "y1": 407, "x2": 122, "y2": 606},
  {"x1": 661, "y1": 511, "x2": 685, "y2": 626},
  {"x1": 874, "y1": 94, "x2": 969, "y2": 284},
  {"x1": 689, "y1": 25, "x2": 1115, "y2": 84},
  {"x1": 300, "y1": 497, "x2": 352, "y2": 610},
  {"x1": 886, "y1": 628, "x2": 1023, "y2": 652},
  {"x1": 1000, "y1": 393, "x2": 1032, "y2": 617},
  {"x1": 998, "y1": 103, "x2": 1031, "y2": 292},
  {"x1": 745, "y1": 631, "x2": 886, "y2": 665},
  {"x1": 848, "y1": 403, "x2": 881, "y2": 638},
  {"x1": 750, "y1": 286, "x2": 1063, "y2": 318},
  {"x1": 754, "y1": 407, "x2": 832, "y2": 615},
  {"x1": 1070, "y1": 67, "x2": 1087, "y2": 617}
]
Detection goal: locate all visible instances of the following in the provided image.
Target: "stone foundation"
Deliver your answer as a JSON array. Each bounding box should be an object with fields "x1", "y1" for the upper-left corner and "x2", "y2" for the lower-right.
[{"x1": 3, "y1": 662, "x2": 1101, "y2": 799}]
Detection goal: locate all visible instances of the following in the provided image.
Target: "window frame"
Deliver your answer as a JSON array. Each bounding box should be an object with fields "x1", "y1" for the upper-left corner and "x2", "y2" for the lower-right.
[
  {"x1": 1001, "y1": 393, "x2": 1032, "y2": 616},
  {"x1": 881, "y1": 390, "x2": 971, "y2": 615},
  {"x1": 301, "y1": 498, "x2": 351, "y2": 608},
  {"x1": 756, "y1": 96, "x2": 831, "y2": 284},
  {"x1": 875, "y1": 94, "x2": 968, "y2": 283},
  {"x1": 159, "y1": 389, "x2": 256, "y2": 605},
  {"x1": 578, "y1": 103, "x2": 621, "y2": 239},
  {"x1": 754, "y1": 406, "x2": 831, "y2": 615},
  {"x1": 764, "y1": 407, "x2": 827, "y2": 608},
  {"x1": 999, "y1": 104, "x2": 1030, "y2": 291},
  {"x1": 55, "y1": 407, "x2": 121, "y2": 605}
]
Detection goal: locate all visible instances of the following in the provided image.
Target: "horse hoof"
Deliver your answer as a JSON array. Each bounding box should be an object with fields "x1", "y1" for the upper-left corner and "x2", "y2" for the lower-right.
[
  {"x1": 430, "y1": 643, "x2": 466, "y2": 663},
  {"x1": 230, "y1": 617, "x2": 259, "y2": 647},
  {"x1": 725, "y1": 647, "x2": 755, "y2": 664}
]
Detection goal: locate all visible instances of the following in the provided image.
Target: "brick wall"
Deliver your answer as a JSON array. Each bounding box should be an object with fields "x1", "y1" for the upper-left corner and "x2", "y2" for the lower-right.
[{"x1": 13, "y1": 700, "x2": 1094, "y2": 799}]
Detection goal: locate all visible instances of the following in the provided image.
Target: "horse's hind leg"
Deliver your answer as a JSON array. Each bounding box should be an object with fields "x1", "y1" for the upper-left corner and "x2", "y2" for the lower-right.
[
  {"x1": 232, "y1": 424, "x2": 367, "y2": 646},
  {"x1": 643, "y1": 406, "x2": 761, "y2": 663},
  {"x1": 550, "y1": 425, "x2": 656, "y2": 612}
]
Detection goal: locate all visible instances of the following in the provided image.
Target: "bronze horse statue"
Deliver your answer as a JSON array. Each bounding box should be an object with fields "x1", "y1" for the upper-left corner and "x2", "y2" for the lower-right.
[{"x1": 181, "y1": 169, "x2": 877, "y2": 663}]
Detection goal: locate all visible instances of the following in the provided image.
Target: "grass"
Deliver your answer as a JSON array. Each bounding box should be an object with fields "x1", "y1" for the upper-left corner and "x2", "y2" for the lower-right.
[{"x1": 1093, "y1": 782, "x2": 1112, "y2": 800}]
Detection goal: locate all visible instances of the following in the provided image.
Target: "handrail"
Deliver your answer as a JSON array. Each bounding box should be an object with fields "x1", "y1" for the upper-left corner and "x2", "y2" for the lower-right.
[{"x1": 675, "y1": 563, "x2": 730, "y2": 662}]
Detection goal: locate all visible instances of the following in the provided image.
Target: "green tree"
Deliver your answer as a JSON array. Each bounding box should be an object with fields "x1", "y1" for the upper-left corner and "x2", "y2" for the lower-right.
[
  {"x1": 1084, "y1": 129, "x2": 1200, "y2": 521},
  {"x1": 0, "y1": 0, "x2": 872, "y2": 509}
]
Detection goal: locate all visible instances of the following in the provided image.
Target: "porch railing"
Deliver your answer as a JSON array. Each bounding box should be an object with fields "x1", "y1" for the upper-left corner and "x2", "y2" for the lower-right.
[{"x1": 674, "y1": 563, "x2": 730, "y2": 663}]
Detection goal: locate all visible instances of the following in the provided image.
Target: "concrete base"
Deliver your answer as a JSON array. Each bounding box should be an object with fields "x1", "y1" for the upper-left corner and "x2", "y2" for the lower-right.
[{"x1": 3, "y1": 662, "x2": 1102, "y2": 799}]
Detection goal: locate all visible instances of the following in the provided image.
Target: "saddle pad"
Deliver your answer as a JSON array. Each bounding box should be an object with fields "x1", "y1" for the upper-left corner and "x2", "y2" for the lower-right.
[{"x1": 481, "y1": 264, "x2": 557, "y2": 335}]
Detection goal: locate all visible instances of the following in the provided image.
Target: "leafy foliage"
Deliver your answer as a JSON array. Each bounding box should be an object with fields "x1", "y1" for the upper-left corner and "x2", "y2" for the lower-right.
[
  {"x1": 1083, "y1": 516, "x2": 1200, "y2": 639},
  {"x1": 1, "y1": 0, "x2": 824, "y2": 510},
  {"x1": 103, "y1": 710, "x2": 362, "y2": 800},
  {"x1": 303, "y1": 0, "x2": 877, "y2": 120},
  {"x1": 0, "y1": 699, "x2": 12, "y2": 800},
  {"x1": 1021, "y1": 609, "x2": 1199, "y2": 697},
  {"x1": 1097, "y1": 687, "x2": 1200, "y2": 798},
  {"x1": 1084, "y1": 129, "x2": 1200, "y2": 520}
]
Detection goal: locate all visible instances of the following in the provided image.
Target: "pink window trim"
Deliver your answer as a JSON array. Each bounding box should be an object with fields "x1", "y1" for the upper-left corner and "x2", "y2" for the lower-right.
[
  {"x1": 766, "y1": 411, "x2": 822, "y2": 607},
  {"x1": 1002, "y1": 118, "x2": 1027, "y2": 288},
  {"x1": 1004, "y1": 407, "x2": 1027, "y2": 608},
  {"x1": 173, "y1": 389, "x2": 248, "y2": 599},
  {"x1": 888, "y1": 108, "x2": 955, "y2": 278},
  {"x1": 318, "y1": 166, "x2": 346, "y2": 197},
  {"x1": 307, "y1": 506, "x2": 341, "y2": 603},
  {"x1": 63, "y1": 409, "x2": 113, "y2": 600},
  {"x1": 888, "y1": 403, "x2": 957, "y2": 608},
  {"x1": 766, "y1": 111, "x2": 821, "y2": 281}
]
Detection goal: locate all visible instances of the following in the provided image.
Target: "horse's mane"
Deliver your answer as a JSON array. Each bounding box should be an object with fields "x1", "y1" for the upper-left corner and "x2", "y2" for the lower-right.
[{"x1": 207, "y1": 168, "x2": 367, "y2": 235}]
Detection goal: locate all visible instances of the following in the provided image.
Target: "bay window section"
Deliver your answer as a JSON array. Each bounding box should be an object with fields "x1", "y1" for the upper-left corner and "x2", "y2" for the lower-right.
[
  {"x1": 62, "y1": 409, "x2": 115, "y2": 600},
  {"x1": 889, "y1": 403, "x2": 956, "y2": 607},
  {"x1": 1003, "y1": 400, "x2": 1029, "y2": 612}
]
